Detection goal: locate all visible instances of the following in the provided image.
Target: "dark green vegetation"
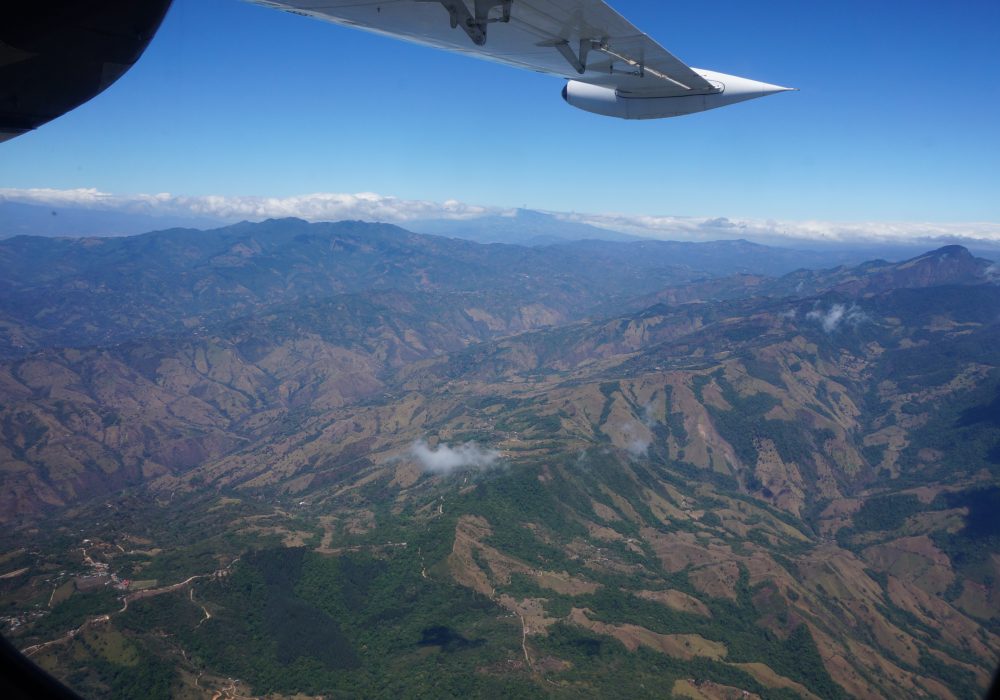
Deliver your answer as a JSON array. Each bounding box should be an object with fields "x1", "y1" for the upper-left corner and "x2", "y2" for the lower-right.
[
  {"x1": 526, "y1": 576, "x2": 844, "y2": 699},
  {"x1": 852, "y1": 494, "x2": 925, "y2": 533},
  {"x1": 80, "y1": 651, "x2": 176, "y2": 700},
  {"x1": 116, "y1": 546, "x2": 535, "y2": 697},
  {"x1": 1, "y1": 222, "x2": 998, "y2": 698},
  {"x1": 533, "y1": 624, "x2": 804, "y2": 700},
  {"x1": 933, "y1": 487, "x2": 1000, "y2": 594}
]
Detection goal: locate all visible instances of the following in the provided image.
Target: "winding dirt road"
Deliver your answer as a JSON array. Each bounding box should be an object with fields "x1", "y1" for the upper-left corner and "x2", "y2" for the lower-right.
[{"x1": 21, "y1": 560, "x2": 238, "y2": 658}]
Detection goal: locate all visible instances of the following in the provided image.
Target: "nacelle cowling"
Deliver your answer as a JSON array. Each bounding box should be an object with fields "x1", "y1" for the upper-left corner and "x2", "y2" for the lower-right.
[{"x1": 561, "y1": 69, "x2": 793, "y2": 120}]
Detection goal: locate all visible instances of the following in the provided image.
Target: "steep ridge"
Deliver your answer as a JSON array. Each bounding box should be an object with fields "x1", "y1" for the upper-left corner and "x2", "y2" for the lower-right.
[
  {"x1": 0, "y1": 288, "x2": 600, "y2": 522},
  {"x1": 0, "y1": 218, "x2": 708, "y2": 357},
  {"x1": 628, "y1": 245, "x2": 997, "y2": 310}
]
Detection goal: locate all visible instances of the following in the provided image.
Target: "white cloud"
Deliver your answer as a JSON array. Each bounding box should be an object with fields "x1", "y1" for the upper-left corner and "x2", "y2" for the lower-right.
[
  {"x1": 3, "y1": 187, "x2": 1000, "y2": 245},
  {"x1": 0, "y1": 188, "x2": 499, "y2": 224},
  {"x1": 806, "y1": 303, "x2": 868, "y2": 333},
  {"x1": 410, "y1": 439, "x2": 500, "y2": 475},
  {"x1": 620, "y1": 421, "x2": 651, "y2": 458},
  {"x1": 552, "y1": 211, "x2": 1000, "y2": 245},
  {"x1": 626, "y1": 438, "x2": 650, "y2": 458},
  {"x1": 640, "y1": 400, "x2": 658, "y2": 428}
]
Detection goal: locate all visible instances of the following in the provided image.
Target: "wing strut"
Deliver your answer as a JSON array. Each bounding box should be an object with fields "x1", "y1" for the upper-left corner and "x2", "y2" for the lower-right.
[
  {"x1": 416, "y1": 0, "x2": 511, "y2": 46},
  {"x1": 540, "y1": 38, "x2": 594, "y2": 75}
]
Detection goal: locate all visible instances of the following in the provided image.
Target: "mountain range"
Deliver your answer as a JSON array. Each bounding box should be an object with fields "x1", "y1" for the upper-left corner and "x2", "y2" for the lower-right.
[
  {"x1": 6, "y1": 197, "x2": 1000, "y2": 263},
  {"x1": 0, "y1": 220, "x2": 997, "y2": 699}
]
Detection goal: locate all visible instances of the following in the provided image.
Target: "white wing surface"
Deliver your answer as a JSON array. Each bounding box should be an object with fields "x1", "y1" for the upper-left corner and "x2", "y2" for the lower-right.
[{"x1": 248, "y1": 0, "x2": 716, "y2": 96}]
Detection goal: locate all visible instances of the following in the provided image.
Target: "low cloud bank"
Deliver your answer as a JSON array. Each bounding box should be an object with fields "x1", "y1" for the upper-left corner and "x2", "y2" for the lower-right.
[
  {"x1": 0, "y1": 188, "x2": 498, "y2": 224},
  {"x1": 554, "y1": 211, "x2": 1000, "y2": 246},
  {"x1": 807, "y1": 303, "x2": 868, "y2": 333},
  {"x1": 410, "y1": 440, "x2": 500, "y2": 475},
  {"x1": 3, "y1": 188, "x2": 999, "y2": 245}
]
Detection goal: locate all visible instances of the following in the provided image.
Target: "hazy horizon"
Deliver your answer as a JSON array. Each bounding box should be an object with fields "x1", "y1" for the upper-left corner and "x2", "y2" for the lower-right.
[{"x1": 4, "y1": 188, "x2": 1000, "y2": 256}]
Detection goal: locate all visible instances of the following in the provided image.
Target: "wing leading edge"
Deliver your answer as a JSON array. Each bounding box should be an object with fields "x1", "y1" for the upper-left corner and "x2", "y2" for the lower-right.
[{"x1": 248, "y1": 0, "x2": 718, "y2": 97}]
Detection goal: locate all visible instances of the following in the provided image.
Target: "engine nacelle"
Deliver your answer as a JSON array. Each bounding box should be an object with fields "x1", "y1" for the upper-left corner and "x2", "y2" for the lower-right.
[{"x1": 561, "y1": 69, "x2": 792, "y2": 120}]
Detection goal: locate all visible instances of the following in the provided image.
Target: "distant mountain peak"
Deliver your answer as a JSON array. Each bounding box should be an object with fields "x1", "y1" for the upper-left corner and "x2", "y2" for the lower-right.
[
  {"x1": 916, "y1": 244, "x2": 972, "y2": 260},
  {"x1": 896, "y1": 244, "x2": 986, "y2": 274},
  {"x1": 259, "y1": 216, "x2": 309, "y2": 225},
  {"x1": 407, "y1": 208, "x2": 640, "y2": 245}
]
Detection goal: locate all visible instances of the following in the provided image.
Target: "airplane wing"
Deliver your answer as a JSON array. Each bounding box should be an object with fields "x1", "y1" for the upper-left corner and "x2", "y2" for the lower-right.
[
  {"x1": 249, "y1": 0, "x2": 717, "y2": 96},
  {"x1": 1, "y1": 0, "x2": 789, "y2": 140}
]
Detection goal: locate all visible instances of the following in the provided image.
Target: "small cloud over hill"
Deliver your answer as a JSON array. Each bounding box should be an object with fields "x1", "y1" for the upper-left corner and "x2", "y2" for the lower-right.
[
  {"x1": 410, "y1": 440, "x2": 500, "y2": 475},
  {"x1": 807, "y1": 303, "x2": 868, "y2": 332}
]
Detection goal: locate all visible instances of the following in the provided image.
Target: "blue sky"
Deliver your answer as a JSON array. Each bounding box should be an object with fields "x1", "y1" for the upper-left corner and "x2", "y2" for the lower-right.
[{"x1": 1, "y1": 0, "x2": 999, "y2": 231}]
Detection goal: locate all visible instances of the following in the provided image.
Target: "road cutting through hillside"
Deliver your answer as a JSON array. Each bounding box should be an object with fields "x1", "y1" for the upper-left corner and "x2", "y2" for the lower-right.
[{"x1": 21, "y1": 560, "x2": 238, "y2": 658}]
